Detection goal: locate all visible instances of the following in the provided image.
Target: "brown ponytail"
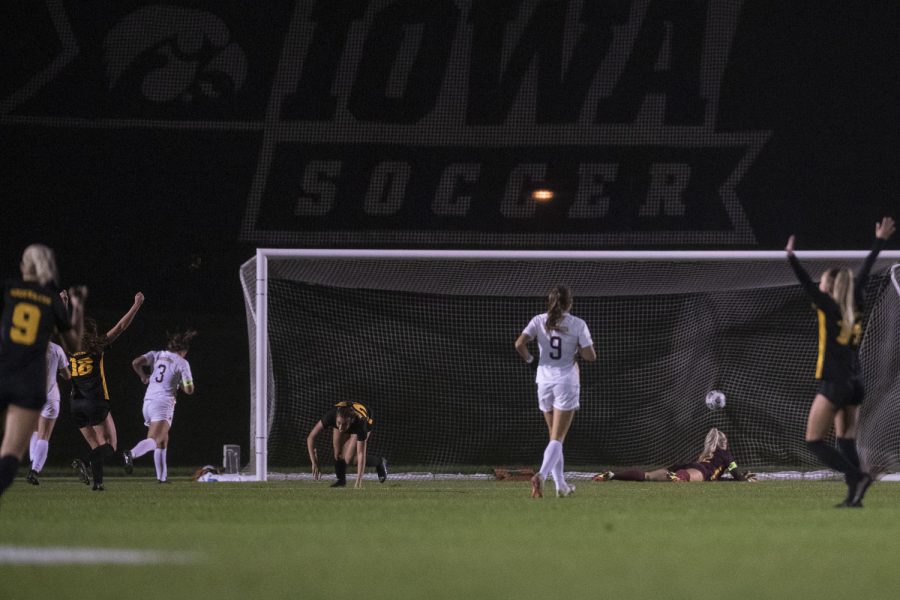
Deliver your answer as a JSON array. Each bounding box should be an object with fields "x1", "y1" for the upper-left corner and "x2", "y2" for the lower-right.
[
  {"x1": 545, "y1": 285, "x2": 573, "y2": 333},
  {"x1": 167, "y1": 329, "x2": 198, "y2": 353}
]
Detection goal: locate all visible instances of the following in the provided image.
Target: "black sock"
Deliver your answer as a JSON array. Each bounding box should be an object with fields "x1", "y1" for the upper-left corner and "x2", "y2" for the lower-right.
[
  {"x1": 836, "y1": 438, "x2": 861, "y2": 470},
  {"x1": 334, "y1": 459, "x2": 347, "y2": 482},
  {"x1": 89, "y1": 444, "x2": 114, "y2": 484},
  {"x1": 365, "y1": 455, "x2": 383, "y2": 468},
  {"x1": 807, "y1": 440, "x2": 860, "y2": 479},
  {"x1": 0, "y1": 455, "x2": 21, "y2": 497}
]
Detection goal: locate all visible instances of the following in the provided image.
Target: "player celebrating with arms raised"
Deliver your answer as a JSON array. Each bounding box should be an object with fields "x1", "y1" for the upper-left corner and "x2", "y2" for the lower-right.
[
  {"x1": 124, "y1": 329, "x2": 196, "y2": 483},
  {"x1": 516, "y1": 285, "x2": 596, "y2": 498},
  {"x1": 0, "y1": 245, "x2": 85, "y2": 499},
  {"x1": 69, "y1": 292, "x2": 144, "y2": 490},
  {"x1": 786, "y1": 216, "x2": 895, "y2": 507}
]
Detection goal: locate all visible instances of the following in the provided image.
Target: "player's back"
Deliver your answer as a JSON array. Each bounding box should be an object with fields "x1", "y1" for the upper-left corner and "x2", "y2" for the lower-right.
[{"x1": 143, "y1": 350, "x2": 190, "y2": 400}]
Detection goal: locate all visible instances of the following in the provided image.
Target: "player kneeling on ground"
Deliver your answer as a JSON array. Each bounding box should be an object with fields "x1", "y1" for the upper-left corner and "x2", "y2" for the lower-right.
[{"x1": 307, "y1": 401, "x2": 388, "y2": 489}]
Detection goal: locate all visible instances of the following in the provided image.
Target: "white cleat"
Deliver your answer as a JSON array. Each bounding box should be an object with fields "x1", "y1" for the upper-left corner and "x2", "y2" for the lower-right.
[{"x1": 557, "y1": 484, "x2": 576, "y2": 498}]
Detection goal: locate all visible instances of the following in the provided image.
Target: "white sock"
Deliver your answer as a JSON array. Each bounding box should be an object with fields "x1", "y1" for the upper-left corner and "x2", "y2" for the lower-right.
[
  {"x1": 32, "y1": 439, "x2": 49, "y2": 473},
  {"x1": 538, "y1": 440, "x2": 562, "y2": 481},
  {"x1": 161, "y1": 449, "x2": 167, "y2": 481},
  {"x1": 29, "y1": 432, "x2": 38, "y2": 460},
  {"x1": 154, "y1": 449, "x2": 166, "y2": 481},
  {"x1": 131, "y1": 438, "x2": 157, "y2": 459},
  {"x1": 551, "y1": 450, "x2": 567, "y2": 492}
]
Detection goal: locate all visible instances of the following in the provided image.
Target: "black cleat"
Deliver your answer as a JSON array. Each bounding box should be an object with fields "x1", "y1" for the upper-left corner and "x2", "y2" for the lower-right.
[
  {"x1": 850, "y1": 473, "x2": 873, "y2": 507},
  {"x1": 123, "y1": 451, "x2": 134, "y2": 475},
  {"x1": 376, "y1": 458, "x2": 389, "y2": 483},
  {"x1": 92, "y1": 482, "x2": 105, "y2": 491},
  {"x1": 26, "y1": 470, "x2": 40, "y2": 486},
  {"x1": 72, "y1": 459, "x2": 91, "y2": 485},
  {"x1": 330, "y1": 479, "x2": 347, "y2": 488},
  {"x1": 158, "y1": 479, "x2": 170, "y2": 484}
]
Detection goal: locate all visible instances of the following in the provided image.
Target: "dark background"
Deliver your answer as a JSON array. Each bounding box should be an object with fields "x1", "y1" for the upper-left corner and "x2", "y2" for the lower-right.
[{"x1": 2, "y1": 0, "x2": 899, "y2": 467}]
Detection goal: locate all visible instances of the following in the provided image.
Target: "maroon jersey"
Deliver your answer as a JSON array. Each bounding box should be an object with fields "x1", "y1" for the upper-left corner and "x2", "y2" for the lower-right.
[{"x1": 672, "y1": 447, "x2": 736, "y2": 481}]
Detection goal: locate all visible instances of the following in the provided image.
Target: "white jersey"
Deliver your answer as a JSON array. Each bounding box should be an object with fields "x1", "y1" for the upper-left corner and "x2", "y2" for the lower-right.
[
  {"x1": 522, "y1": 312, "x2": 593, "y2": 384},
  {"x1": 141, "y1": 350, "x2": 193, "y2": 401},
  {"x1": 45, "y1": 342, "x2": 68, "y2": 401}
]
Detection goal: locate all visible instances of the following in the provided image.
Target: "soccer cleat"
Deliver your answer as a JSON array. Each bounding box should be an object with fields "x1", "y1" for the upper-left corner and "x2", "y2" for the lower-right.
[
  {"x1": 376, "y1": 458, "x2": 389, "y2": 483},
  {"x1": 26, "y1": 470, "x2": 40, "y2": 486},
  {"x1": 530, "y1": 474, "x2": 543, "y2": 498},
  {"x1": 592, "y1": 471, "x2": 613, "y2": 482},
  {"x1": 557, "y1": 484, "x2": 576, "y2": 498},
  {"x1": 72, "y1": 459, "x2": 91, "y2": 485},
  {"x1": 92, "y1": 482, "x2": 105, "y2": 492},
  {"x1": 330, "y1": 479, "x2": 347, "y2": 488},
  {"x1": 850, "y1": 473, "x2": 873, "y2": 507},
  {"x1": 158, "y1": 479, "x2": 170, "y2": 484},
  {"x1": 123, "y1": 451, "x2": 134, "y2": 475}
]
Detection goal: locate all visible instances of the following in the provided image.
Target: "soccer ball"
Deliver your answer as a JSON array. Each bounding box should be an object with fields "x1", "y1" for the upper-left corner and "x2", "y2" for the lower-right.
[{"x1": 705, "y1": 390, "x2": 726, "y2": 410}]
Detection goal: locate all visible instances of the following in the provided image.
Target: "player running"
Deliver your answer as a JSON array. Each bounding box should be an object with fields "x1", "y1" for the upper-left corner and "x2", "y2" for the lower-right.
[
  {"x1": 516, "y1": 285, "x2": 596, "y2": 498},
  {"x1": 306, "y1": 401, "x2": 388, "y2": 489},
  {"x1": 123, "y1": 330, "x2": 197, "y2": 483},
  {"x1": 593, "y1": 428, "x2": 756, "y2": 482},
  {"x1": 69, "y1": 292, "x2": 144, "y2": 490},
  {"x1": 26, "y1": 332, "x2": 71, "y2": 485},
  {"x1": 0, "y1": 245, "x2": 85, "y2": 499}
]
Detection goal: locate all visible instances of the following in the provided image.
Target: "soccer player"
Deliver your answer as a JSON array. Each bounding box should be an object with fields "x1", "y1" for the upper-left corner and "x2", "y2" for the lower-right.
[
  {"x1": 69, "y1": 292, "x2": 144, "y2": 491},
  {"x1": 515, "y1": 285, "x2": 596, "y2": 498},
  {"x1": 26, "y1": 331, "x2": 71, "y2": 485},
  {"x1": 306, "y1": 401, "x2": 388, "y2": 489},
  {"x1": 123, "y1": 329, "x2": 197, "y2": 483},
  {"x1": 785, "y1": 216, "x2": 895, "y2": 507},
  {"x1": 593, "y1": 428, "x2": 756, "y2": 482},
  {"x1": 0, "y1": 244, "x2": 85, "y2": 499}
]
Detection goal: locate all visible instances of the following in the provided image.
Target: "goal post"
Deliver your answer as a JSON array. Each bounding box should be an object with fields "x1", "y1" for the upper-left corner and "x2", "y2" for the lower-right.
[{"x1": 240, "y1": 249, "x2": 900, "y2": 482}]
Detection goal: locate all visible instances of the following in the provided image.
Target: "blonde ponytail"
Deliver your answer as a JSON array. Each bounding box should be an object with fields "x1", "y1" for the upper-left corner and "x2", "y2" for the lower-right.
[
  {"x1": 21, "y1": 244, "x2": 59, "y2": 287},
  {"x1": 699, "y1": 428, "x2": 728, "y2": 462},
  {"x1": 831, "y1": 268, "x2": 856, "y2": 339}
]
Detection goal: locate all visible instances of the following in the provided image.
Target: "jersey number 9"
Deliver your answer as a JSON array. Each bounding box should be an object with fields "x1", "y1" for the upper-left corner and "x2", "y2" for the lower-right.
[{"x1": 10, "y1": 302, "x2": 41, "y2": 345}]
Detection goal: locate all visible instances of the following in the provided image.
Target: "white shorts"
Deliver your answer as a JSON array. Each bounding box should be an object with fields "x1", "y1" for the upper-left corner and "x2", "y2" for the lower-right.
[
  {"x1": 40, "y1": 397, "x2": 60, "y2": 420},
  {"x1": 537, "y1": 381, "x2": 581, "y2": 412},
  {"x1": 143, "y1": 398, "x2": 175, "y2": 426}
]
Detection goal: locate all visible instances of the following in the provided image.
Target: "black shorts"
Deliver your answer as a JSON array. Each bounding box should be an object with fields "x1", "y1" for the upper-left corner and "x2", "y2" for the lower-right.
[
  {"x1": 0, "y1": 375, "x2": 45, "y2": 411},
  {"x1": 70, "y1": 398, "x2": 111, "y2": 428},
  {"x1": 818, "y1": 377, "x2": 864, "y2": 409}
]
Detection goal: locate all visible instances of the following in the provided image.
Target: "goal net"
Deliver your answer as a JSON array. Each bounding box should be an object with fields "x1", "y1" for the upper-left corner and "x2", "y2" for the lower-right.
[{"x1": 239, "y1": 250, "x2": 900, "y2": 480}]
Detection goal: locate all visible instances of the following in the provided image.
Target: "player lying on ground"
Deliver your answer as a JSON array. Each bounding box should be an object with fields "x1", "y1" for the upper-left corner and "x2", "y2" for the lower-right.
[{"x1": 593, "y1": 428, "x2": 756, "y2": 482}]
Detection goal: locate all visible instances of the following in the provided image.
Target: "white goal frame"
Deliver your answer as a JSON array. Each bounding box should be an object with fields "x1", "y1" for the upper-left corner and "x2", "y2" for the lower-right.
[{"x1": 247, "y1": 248, "x2": 900, "y2": 481}]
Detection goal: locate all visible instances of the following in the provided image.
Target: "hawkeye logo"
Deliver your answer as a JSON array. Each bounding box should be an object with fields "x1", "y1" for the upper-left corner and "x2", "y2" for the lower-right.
[
  {"x1": 104, "y1": 6, "x2": 247, "y2": 104},
  {"x1": 242, "y1": 0, "x2": 767, "y2": 246}
]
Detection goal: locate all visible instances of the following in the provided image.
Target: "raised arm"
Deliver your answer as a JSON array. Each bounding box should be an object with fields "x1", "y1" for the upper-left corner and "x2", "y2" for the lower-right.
[
  {"x1": 59, "y1": 286, "x2": 86, "y2": 353},
  {"x1": 785, "y1": 235, "x2": 832, "y2": 307},
  {"x1": 855, "y1": 217, "x2": 895, "y2": 290},
  {"x1": 105, "y1": 292, "x2": 144, "y2": 344}
]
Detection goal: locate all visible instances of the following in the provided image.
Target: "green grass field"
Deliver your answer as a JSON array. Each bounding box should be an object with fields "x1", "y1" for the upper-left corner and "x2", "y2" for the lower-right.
[{"x1": 2, "y1": 475, "x2": 900, "y2": 600}]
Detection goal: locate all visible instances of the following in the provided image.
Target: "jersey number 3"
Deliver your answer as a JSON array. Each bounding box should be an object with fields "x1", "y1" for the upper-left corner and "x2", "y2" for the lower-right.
[{"x1": 10, "y1": 302, "x2": 41, "y2": 345}]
